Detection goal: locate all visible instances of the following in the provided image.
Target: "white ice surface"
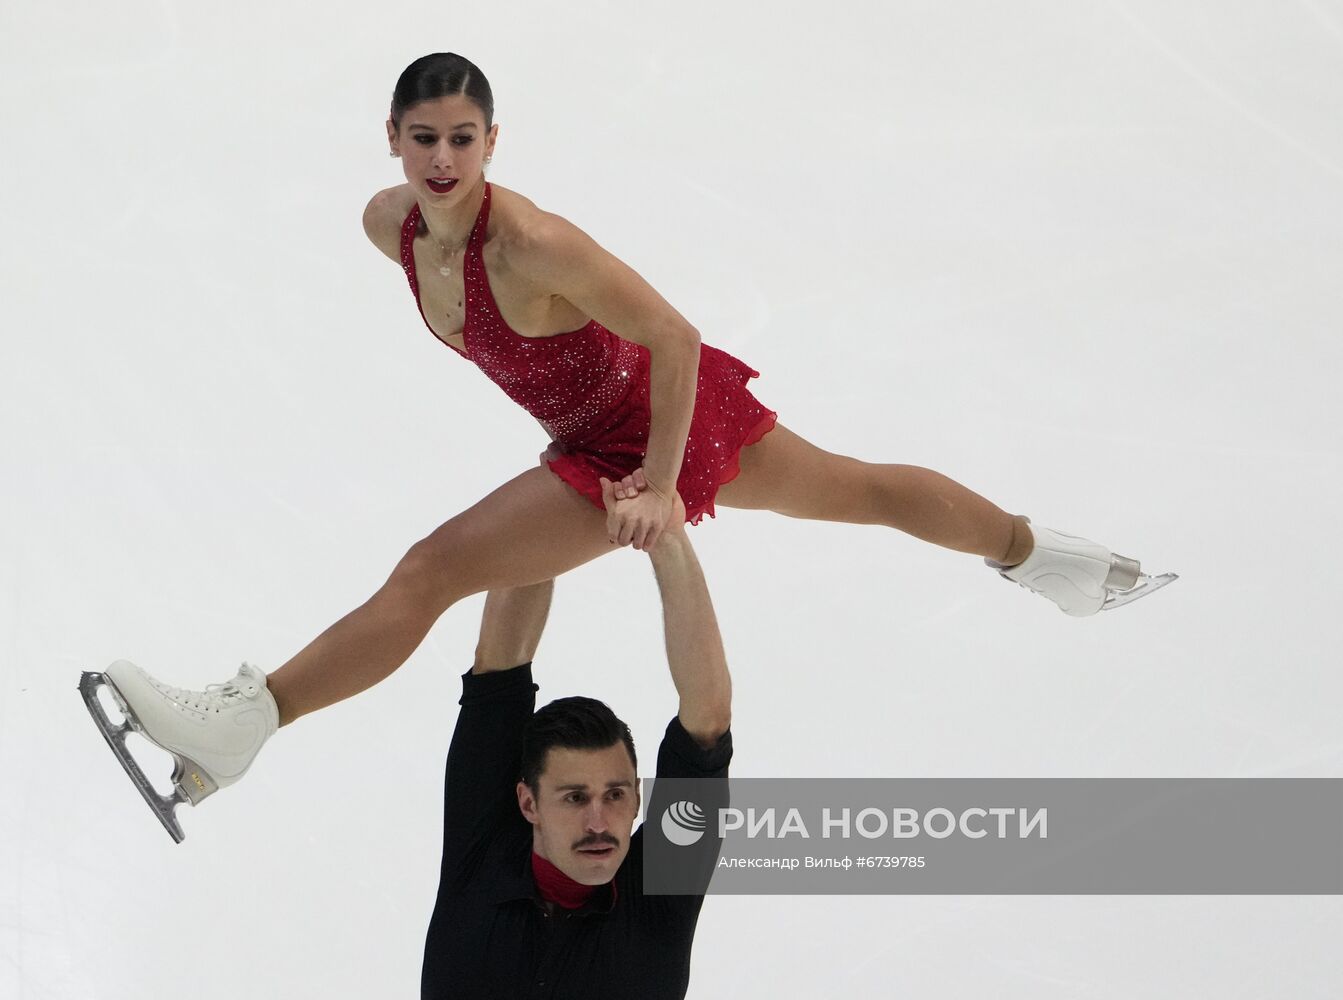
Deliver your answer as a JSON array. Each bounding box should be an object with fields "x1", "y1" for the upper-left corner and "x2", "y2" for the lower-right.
[{"x1": 3, "y1": 1, "x2": 1342, "y2": 997}]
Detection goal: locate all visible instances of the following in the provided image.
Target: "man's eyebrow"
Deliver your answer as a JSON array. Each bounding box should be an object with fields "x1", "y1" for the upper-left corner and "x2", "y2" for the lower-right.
[
  {"x1": 407, "y1": 121, "x2": 478, "y2": 131},
  {"x1": 554, "y1": 780, "x2": 635, "y2": 791}
]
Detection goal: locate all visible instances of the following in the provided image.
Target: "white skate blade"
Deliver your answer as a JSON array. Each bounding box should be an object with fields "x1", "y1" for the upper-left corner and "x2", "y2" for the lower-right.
[
  {"x1": 79, "y1": 672, "x2": 189, "y2": 843},
  {"x1": 1100, "y1": 572, "x2": 1179, "y2": 611}
]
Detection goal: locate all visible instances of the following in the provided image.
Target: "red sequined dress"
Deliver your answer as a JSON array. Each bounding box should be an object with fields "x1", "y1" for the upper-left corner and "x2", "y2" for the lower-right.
[{"x1": 399, "y1": 182, "x2": 777, "y2": 526}]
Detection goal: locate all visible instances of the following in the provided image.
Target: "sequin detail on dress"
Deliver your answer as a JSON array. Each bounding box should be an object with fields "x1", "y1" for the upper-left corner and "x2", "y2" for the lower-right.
[{"x1": 399, "y1": 182, "x2": 777, "y2": 525}]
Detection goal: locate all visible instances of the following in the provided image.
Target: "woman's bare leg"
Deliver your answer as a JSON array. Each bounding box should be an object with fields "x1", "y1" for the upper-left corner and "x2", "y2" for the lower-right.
[
  {"x1": 267, "y1": 467, "x2": 609, "y2": 727},
  {"x1": 714, "y1": 422, "x2": 1033, "y2": 565}
]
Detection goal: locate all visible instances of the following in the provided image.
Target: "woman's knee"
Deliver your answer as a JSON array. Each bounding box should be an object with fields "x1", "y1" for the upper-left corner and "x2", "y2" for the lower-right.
[{"x1": 388, "y1": 520, "x2": 479, "y2": 609}]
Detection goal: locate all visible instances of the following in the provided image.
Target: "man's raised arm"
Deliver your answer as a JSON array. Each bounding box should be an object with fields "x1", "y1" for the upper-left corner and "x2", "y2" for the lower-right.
[
  {"x1": 432, "y1": 580, "x2": 556, "y2": 879},
  {"x1": 601, "y1": 478, "x2": 732, "y2": 748},
  {"x1": 472, "y1": 580, "x2": 555, "y2": 674}
]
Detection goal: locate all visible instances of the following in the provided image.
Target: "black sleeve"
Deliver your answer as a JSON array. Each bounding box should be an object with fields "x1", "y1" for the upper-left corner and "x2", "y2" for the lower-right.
[
  {"x1": 638, "y1": 717, "x2": 733, "y2": 900},
  {"x1": 437, "y1": 662, "x2": 537, "y2": 890},
  {"x1": 656, "y1": 715, "x2": 733, "y2": 780}
]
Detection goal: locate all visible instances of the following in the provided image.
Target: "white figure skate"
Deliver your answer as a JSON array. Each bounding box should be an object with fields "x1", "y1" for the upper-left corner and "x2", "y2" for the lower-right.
[
  {"x1": 79, "y1": 660, "x2": 279, "y2": 842},
  {"x1": 986, "y1": 522, "x2": 1177, "y2": 616}
]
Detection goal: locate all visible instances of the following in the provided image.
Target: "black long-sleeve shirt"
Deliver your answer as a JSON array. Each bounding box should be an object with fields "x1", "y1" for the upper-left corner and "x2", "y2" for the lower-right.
[{"x1": 421, "y1": 662, "x2": 732, "y2": 1000}]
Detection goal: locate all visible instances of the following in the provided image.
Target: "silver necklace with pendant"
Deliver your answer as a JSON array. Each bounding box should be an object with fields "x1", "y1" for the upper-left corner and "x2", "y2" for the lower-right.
[{"x1": 434, "y1": 235, "x2": 469, "y2": 277}]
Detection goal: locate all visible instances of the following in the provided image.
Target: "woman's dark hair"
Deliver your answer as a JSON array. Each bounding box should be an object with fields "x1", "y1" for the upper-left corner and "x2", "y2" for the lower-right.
[
  {"x1": 521, "y1": 697, "x2": 638, "y2": 795},
  {"x1": 390, "y1": 53, "x2": 494, "y2": 132}
]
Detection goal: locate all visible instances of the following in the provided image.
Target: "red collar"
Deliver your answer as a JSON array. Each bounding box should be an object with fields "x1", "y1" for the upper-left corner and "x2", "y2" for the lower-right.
[{"x1": 530, "y1": 851, "x2": 616, "y2": 910}]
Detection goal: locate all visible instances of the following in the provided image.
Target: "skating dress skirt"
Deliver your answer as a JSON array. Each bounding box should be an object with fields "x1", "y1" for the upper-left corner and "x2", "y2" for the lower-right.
[{"x1": 399, "y1": 183, "x2": 777, "y2": 525}]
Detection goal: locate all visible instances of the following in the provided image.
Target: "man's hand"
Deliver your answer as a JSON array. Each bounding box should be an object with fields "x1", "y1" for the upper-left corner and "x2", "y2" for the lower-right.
[
  {"x1": 599, "y1": 474, "x2": 681, "y2": 551},
  {"x1": 610, "y1": 468, "x2": 648, "y2": 501}
]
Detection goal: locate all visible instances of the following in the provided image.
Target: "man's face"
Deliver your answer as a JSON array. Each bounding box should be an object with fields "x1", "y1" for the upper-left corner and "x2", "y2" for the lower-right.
[{"x1": 517, "y1": 742, "x2": 640, "y2": 885}]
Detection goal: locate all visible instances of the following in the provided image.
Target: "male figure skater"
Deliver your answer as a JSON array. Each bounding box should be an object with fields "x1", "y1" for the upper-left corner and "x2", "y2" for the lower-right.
[{"x1": 420, "y1": 480, "x2": 732, "y2": 999}]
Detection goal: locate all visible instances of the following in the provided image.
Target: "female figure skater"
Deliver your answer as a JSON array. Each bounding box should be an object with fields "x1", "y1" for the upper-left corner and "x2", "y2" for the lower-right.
[{"x1": 80, "y1": 53, "x2": 1173, "y2": 842}]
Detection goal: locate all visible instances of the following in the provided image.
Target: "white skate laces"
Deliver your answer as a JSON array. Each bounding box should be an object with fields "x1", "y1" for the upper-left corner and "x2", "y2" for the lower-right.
[
  {"x1": 986, "y1": 522, "x2": 1178, "y2": 616},
  {"x1": 153, "y1": 663, "x2": 267, "y2": 717},
  {"x1": 79, "y1": 660, "x2": 280, "y2": 843}
]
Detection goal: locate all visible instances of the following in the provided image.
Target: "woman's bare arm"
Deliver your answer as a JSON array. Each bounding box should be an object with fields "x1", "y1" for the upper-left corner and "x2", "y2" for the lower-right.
[{"x1": 506, "y1": 214, "x2": 701, "y2": 500}]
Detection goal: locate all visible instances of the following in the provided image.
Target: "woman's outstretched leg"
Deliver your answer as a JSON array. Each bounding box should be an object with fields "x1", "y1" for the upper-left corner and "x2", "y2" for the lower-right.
[
  {"x1": 714, "y1": 422, "x2": 1031, "y2": 563},
  {"x1": 712, "y1": 422, "x2": 1174, "y2": 616},
  {"x1": 267, "y1": 465, "x2": 612, "y2": 726},
  {"x1": 85, "y1": 465, "x2": 603, "y2": 841}
]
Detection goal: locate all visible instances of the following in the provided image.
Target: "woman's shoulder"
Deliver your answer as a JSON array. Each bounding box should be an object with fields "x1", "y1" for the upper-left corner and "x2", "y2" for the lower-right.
[
  {"x1": 489, "y1": 184, "x2": 596, "y2": 277},
  {"x1": 488, "y1": 184, "x2": 557, "y2": 246},
  {"x1": 362, "y1": 184, "x2": 418, "y2": 263}
]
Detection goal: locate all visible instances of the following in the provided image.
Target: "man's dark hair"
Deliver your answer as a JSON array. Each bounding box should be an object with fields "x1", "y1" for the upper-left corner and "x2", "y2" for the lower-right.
[{"x1": 520, "y1": 697, "x2": 637, "y2": 795}]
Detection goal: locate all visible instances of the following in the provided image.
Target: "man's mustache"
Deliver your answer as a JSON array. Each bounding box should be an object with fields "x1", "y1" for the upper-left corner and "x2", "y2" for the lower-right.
[{"x1": 573, "y1": 833, "x2": 620, "y2": 850}]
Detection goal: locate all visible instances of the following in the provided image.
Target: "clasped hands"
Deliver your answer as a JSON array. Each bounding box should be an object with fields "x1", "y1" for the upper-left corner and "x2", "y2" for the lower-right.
[
  {"x1": 599, "y1": 467, "x2": 683, "y2": 552},
  {"x1": 540, "y1": 444, "x2": 682, "y2": 551}
]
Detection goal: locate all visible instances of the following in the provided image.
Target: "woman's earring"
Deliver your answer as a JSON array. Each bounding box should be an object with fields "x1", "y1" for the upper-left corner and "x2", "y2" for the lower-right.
[{"x1": 389, "y1": 150, "x2": 400, "y2": 158}]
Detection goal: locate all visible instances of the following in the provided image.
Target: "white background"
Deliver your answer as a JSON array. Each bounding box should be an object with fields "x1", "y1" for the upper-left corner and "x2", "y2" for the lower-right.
[{"x1": 4, "y1": 1, "x2": 1342, "y2": 996}]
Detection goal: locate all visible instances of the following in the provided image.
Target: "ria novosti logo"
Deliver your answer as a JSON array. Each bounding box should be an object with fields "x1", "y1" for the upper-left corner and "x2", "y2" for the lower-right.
[
  {"x1": 659, "y1": 800, "x2": 1049, "y2": 846},
  {"x1": 660, "y1": 800, "x2": 707, "y2": 846}
]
